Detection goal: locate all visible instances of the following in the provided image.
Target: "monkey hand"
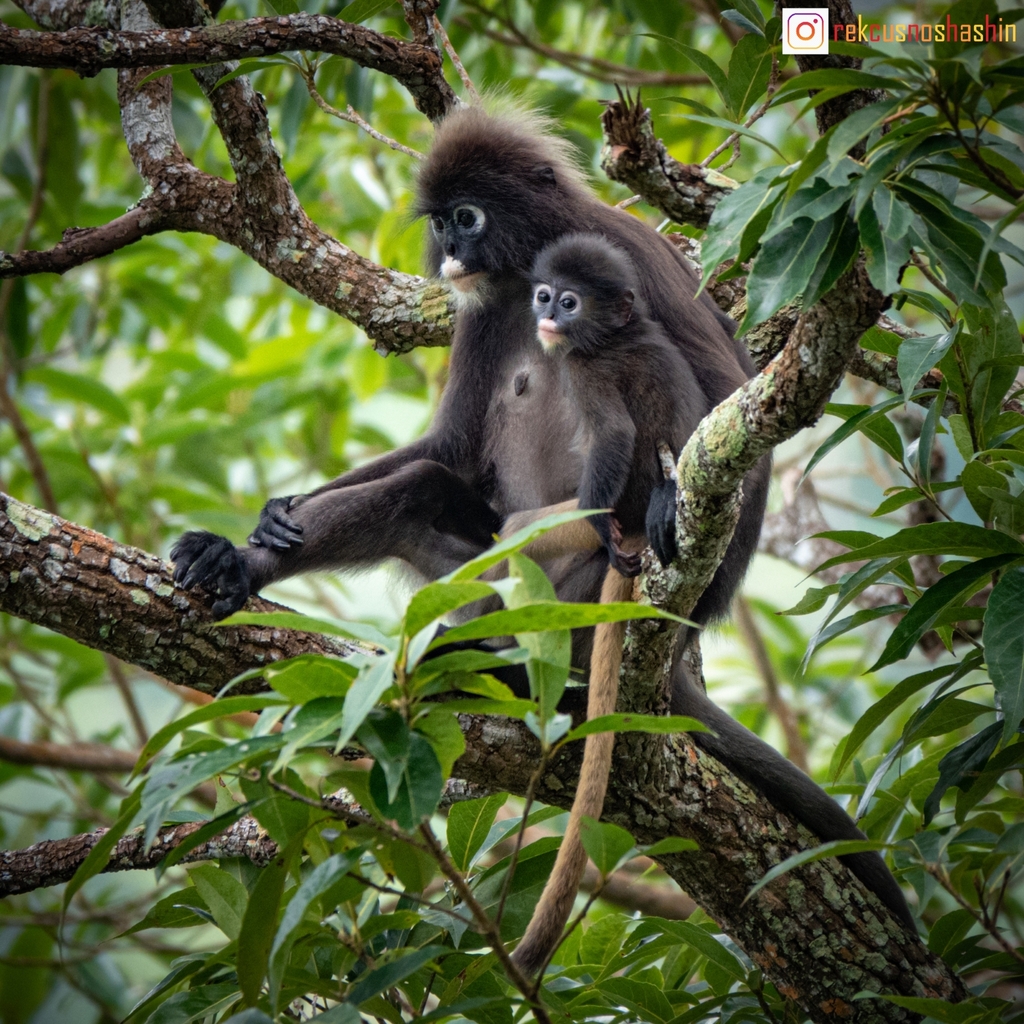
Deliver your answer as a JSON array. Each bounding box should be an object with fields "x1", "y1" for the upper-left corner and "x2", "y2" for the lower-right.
[
  {"x1": 609, "y1": 544, "x2": 642, "y2": 577},
  {"x1": 607, "y1": 516, "x2": 642, "y2": 577},
  {"x1": 645, "y1": 478, "x2": 678, "y2": 567},
  {"x1": 171, "y1": 530, "x2": 252, "y2": 619},
  {"x1": 248, "y1": 496, "x2": 303, "y2": 550}
]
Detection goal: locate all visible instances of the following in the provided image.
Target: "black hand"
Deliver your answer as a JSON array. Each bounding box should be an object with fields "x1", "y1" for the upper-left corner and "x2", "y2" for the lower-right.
[
  {"x1": 170, "y1": 530, "x2": 252, "y2": 619},
  {"x1": 645, "y1": 478, "x2": 678, "y2": 567},
  {"x1": 248, "y1": 495, "x2": 303, "y2": 550}
]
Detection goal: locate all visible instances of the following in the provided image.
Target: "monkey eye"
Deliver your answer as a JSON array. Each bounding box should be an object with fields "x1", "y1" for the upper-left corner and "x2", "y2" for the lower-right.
[
  {"x1": 534, "y1": 287, "x2": 552, "y2": 307},
  {"x1": 430, "y1": 215, "x2": 445, "y2": 234},
  {"x1": 559, "y1": 292, "x2": 580, "y2": 313},
  {"x1": 453, "y1": 205, "x2": 485, "y2": 233}
]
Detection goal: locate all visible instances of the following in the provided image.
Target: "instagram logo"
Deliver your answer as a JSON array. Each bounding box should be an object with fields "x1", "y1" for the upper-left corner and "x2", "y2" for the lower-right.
[{"x1": 782, "y1": 9, "x2": 829, "y2": 53}]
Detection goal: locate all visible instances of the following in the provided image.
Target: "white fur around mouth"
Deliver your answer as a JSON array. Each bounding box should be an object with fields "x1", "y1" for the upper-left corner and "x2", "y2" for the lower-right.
[{"x1": 441, "y1": 256, "x2": 484, "y2": 292}]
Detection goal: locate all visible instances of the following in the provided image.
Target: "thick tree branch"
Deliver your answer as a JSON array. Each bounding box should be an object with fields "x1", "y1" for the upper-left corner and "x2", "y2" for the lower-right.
[
  {"x1": 0, "y1": 13, "x2": 457, "y2": 121},
  {"x1": 11, "y1": 0, "x2": 119, "y2": 30},
  {"x1": 0, "y1": 817, "x2": 276, "y2": 898},
  {"x1": 600, "y1": 94, "x2": 737, "y2": 230},
  {"x1": 0, "y1": 492, "x2": 967, "y2": 1019},
  {"x1": 0, "y1": 492, "x2": 361, "y2": 695}
]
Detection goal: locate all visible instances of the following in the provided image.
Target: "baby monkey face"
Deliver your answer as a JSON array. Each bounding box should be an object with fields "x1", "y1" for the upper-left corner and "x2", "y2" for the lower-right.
[{"x1": 532, "y1": 281, "x2": 584, "y2": 351}]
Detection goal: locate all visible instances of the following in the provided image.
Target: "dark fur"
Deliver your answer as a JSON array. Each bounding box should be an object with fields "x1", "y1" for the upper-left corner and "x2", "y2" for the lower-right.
[
  {"x1": 529, "y1": 233, "x2": 703, "y2": 575},
  {"x1": 171, "y1": 107, "x2": 912, "y2": 935}
]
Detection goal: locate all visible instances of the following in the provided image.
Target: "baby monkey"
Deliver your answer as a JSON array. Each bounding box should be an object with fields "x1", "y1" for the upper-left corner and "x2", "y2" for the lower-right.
[
  {"x1": 512, "y1": 233, "x2": 704, "y2": 976},
  {"x1": 531, "y1": 232, "x2": 703, "y2": 573}
]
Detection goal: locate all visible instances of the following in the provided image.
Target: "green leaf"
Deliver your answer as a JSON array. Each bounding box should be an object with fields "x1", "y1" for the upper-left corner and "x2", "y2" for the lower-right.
[
  {"x1": 147, "y1": 984, "x2": 241, "y2": 1024},
  {"x1": 222, "y1": 610, "x2": 392, "y2": 650},
  {"x1": 963, "y1": 300, "x2": 1022, "y2": 444},
  {"x1": 162, "y1": 802, "x2": 256, "y2": 871},
  {"x1": 336, "y1": 653, "x2": 398, "y2": 752},
  {"x1": 564, "y1": 714, "x2": 707, "y2": 741},
  {"x1": 134, "y1": 695, "x2": 286, "y2": 776},
  {"x1": 739, "y1": 215, "x2": 835, "y2": 331},
  {"x1": 699, "y1": 166, "x2": 785, "y2": 288},
  {"x1": 506, "y1": 552, "x2": 571, "y2": 724},
  {"x1": 975, "y1": 197, "x2": 1024, "y2": 288},
  {"x1": 26, "y1": 366, "x2": 130, "y2": 423},
  {"x1": 764, "y1": 181, "x2": 854, "y2": 241},
  {"x1": 643, "y1": 34, "x2": 730, "y2": 106},
  {"x1": 269, "y1": 851, "x2": 361, "y2": 1011},
  {"x1": 917, "y1": 380, "x2": 947, "y2": 486},
  {"x1": 448, "y1": 793, "x2": 509, "y2": 872},
  {"x1": 983, "y1": 566, "x2": 1024, "y2": 743},
  {"x1": 720, "y1": 8, "x2": 763, "y2": 35},
  {"x1": 664, "y1": 96, "x2": 719, "y2": 118},
  {"x1": 674, "y1": 114, "x2": 785, "y2": 159},
  {"x1": 825, "y1": 100, "x2": 900, "y2": 165},
  {"x1": 346, "y1": 946, "x2": 446, "y2": 1006},
  {"x1": 415, "y1": 706, "x2": 466, "y2": 777},
  {"x1": 212, "y1": 58, "x2": 296, "y2": 90},
  {"x1": 803, "y1": 394, "x2": 914, "y2": 482},
  {"x1": 896, "y1": 327, "x2": 959, "y2": 399},
  {"x1": 598, "y1": 978, "x2": 675, "y2": 1023},
  {"x1": 188, "y1": 864, "x2": 248, "y2": 941},
  {"x1": 237, "y1": 840, "x2": 299, "y2": 1005},
  {"x1": 267, "y1": 656, "x2": 356, "y2": 703},
  {"x1": 815, "y1": 522, "x2": 1024, "y2": 573},
  {"x1": 274, "y1": 696, "x2": 346, "y2": 772},
  {"x1": 338, "y1": 0, "x2": 396, "y2": 23},
  {"x1": 444, "y1": 508, "x2": 596, "y2": 583},
  {"x1": 858, "y1": 198, "x2": 910, "y2": 296},
  {"x1": 358, "y1": 709, "x2": 411, "y2": 804},
  {"x1": 122, "y1": 887, "x2": 211, "y2": 935},
  {"x1": 833, "y1": 662, "x2": 967, "y2": 780},
  {"x1": 801, "y1": 205, "x2": 859, "y2": 309},
  {"x1": 430, "y1": 601, "x2": 686, "y2": 648},
  {"x1": 579, "y1": 816, "x2": 636, "y2": 875},
  {"x1": 369, "y1": 731, "x2": 444, "y2": 829},
  {"x1": 403, "y1": 581, "x2": 497, "y2": 642},
  {"x1": 779, "y1": 585, "x2": 839, "y2": 616},
  {"x1": 657, "y1": 921, "x2": 746, "y2": 980},
  {"x1": 745, "y1": 840, "x2": 889, "y2": 901},
  {"x1": 770, "y1": 68, "x2": 901, "y2": 105},
  {"x1": 872, "y1": 554, "x2": 1021, "y2": 671},
  {"x1": 962, "y1": 460, "x2": 1003, "y2": 520},
  {"x1": 923, "y1": 722, "x2": 1002, "y2": 824}
]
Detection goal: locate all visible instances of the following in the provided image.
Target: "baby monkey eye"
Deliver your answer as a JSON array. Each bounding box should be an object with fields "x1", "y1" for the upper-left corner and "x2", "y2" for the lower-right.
[
  {"x1": 430, "y1": 215, "x2": 445, "y2": 233},
  {"x1": 534, "y1": 287, "x2": 552, "y2": 306},
  {"x1": 559, "y1": 293, "x2": 579, "y2": 312}
]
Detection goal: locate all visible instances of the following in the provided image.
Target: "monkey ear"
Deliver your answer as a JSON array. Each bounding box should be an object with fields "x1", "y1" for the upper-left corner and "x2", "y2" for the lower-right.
[
  {"x1": 533, "y1": 164, "x2": 557, "y2": 186},
  {"x1": 618, "y1": 289, "x2": 635, "y2": 326}
]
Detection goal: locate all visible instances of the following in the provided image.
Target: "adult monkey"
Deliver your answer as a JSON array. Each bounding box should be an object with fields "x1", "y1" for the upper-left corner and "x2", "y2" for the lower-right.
[{"x1": 171, "y1": 106, "x2": 912, "y2": 948}]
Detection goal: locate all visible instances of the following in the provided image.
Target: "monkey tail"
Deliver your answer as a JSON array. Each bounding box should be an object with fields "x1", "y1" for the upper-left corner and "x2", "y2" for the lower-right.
[
  {"x1": 511, "y1": 567, "x2": 634, "y2": 977},
  {"x1": 672, "y1": 668, "x2": 915, "y2": 929}
]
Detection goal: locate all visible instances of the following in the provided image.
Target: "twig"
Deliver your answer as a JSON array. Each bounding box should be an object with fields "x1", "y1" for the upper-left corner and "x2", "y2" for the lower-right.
[
  {"x1": 417, "y1": 823, "x2": 553, "y2": 1024},
  {"x1": 0, "y1": 69, "x2": 58, "y2": 513},
  {"x1": 433, "y1": 16, "x2": 479, "y2": 101},
  {"x1": 923, "y1": 861, "x2": 1024, "y2": 967},
  {"x1": 733, "y1": 597, "x2": 808, "y2": 772},
  {"x1": 304, "y1": 74, "x2": 423, "y2": 160},
  {"x1": 455, "y1": 8, "x2": 708, "y2": 87},
  {"x1": 104, "y1": 656, "x2": 149, "y2": 747},
  {"x1": 701, "y1": 52, "x2": 779, "y2": 169},
  {"x1": 910, "y1": 251, "x2": 958, "y2": 305},
  {"x1": 495, "y1": 755, "x2": 548, "y2": 926},
  {"x1": 616, "y1": 194, "x2": 642, "y2": 209}
]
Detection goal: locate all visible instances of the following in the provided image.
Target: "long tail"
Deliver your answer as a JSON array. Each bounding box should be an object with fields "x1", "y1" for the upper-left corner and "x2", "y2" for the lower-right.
[
  {"x1": 672, "y1": 667, "x2": 915, "y2": 929},
  {"x1": 511, "y1": 568, "x2": 633, "y2": 976}
]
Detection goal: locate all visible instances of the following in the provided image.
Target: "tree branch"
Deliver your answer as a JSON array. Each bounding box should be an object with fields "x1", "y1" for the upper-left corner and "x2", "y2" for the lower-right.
[
  {"x1": 0, "y1": 492, "x2": 361, "y2": 695},
  {"x1": 0, "y1": 13, "x2": 457, "y2": 121},
  {"x1": 0, "y1": 491, "x2": 968, "y2": 1018},
  {"x1": 600, "y1": 93, "x2": 737, "y2": 230},
  {"x1": 0, "y1": 735, "x2": 138, "y2": 773}
]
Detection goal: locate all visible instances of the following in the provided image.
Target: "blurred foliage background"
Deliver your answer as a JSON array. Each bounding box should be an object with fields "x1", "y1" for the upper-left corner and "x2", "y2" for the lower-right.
[{"x1": 0, "y1": 0, "x2": 1023, "y2": 1021}]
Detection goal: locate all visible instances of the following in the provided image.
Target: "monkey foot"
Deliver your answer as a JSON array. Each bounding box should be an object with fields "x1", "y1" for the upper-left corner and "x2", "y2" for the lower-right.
[{"x1": 170, "y1": 530, "x2": 252, "y2": 619}]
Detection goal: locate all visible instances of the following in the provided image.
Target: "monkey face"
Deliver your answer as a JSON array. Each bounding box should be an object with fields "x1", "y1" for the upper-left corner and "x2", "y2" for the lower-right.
[
  {"x1": 532, "y1": 282, "x2": 583, "y2": 351},
  {"x1": 427, "y1": 205, "x2": 489, "y2": 293}
]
